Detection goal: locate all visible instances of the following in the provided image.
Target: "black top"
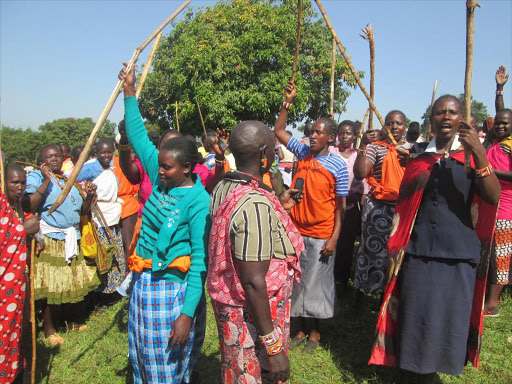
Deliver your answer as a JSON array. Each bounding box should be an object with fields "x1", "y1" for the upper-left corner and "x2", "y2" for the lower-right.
[{"x1": 406, "y1": 143, "x2": 481, "y2": 262}]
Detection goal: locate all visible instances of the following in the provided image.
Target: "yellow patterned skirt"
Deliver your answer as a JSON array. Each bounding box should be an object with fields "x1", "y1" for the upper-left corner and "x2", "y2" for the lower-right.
[{"x1": 34, "y1": 236, "x2": 100, "y2": 305}]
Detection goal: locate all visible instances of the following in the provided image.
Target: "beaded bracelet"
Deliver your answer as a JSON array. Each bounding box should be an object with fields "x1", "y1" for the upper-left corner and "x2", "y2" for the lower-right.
[
  {"x1": 496, "y1": 90, "x2": 504, "y2": 96},
  {"x1": 283, "y1": 101, "x2": 292, "y2": 111},
  {"x1": 259, "y1": 329, "x2": 284, "y2": 356},
  {"x1": 215, "y1": 158, "x2": 226, "y2": 167},
  {"x1": 119, "y1": 142, "x2": 132, "y2": 151},
  {"x1": 475, "y1": 164, "x2": 493, "y2": 178}
]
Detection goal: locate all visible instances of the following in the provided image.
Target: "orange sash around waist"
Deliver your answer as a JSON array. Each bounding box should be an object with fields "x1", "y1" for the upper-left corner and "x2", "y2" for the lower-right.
[{"x1": 127, "y1": 252, "x2": 191, "y2": 273}]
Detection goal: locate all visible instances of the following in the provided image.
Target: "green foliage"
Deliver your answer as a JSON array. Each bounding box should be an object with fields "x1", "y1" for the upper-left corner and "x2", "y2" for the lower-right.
[
  {"x1": 138, "y1": 0, "x2": 361, "y2": 136},
  {"x1": 1, "y1": 118, "x2": 116, "y2": 164},
  {"x1": 420, "y1": 94, "x2": 489, "y2": 137}
]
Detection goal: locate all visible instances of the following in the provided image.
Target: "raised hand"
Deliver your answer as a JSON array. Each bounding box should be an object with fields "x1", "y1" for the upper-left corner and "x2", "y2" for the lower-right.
[
  {"x1": 284, "y1": 81, "x2": 296, "y2": 103},
  {"x1": 118, "y1": 62, "x2": 137, "y2": 96},
  {"x1": 458, "y1": 120, "x2": 484, "y2": 154},
  {"x1": 40, "y1": 163, "x2": 52, "y2": 182},
  {"x1": 496, "y1": 65, "x2": 509, "y2": 87},
  {"x1": 212, "y1": 128, "x2": 230, "y2": 157},
  {"x1": 361, "y1": 130, "x2": 378, "y2": 146}
]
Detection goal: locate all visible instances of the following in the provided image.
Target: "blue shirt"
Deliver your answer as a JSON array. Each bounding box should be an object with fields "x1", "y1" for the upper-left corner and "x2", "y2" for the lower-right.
[
  {"x1": 24, "y1": 171, "x2": 83, "y2": 240},
  {"x1": 287, "y1": 136, "x2": 349, "y2": 196}
]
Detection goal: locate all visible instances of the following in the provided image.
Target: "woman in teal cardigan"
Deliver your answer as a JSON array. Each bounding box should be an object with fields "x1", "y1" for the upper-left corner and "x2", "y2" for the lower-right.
[{"x1": 119, "y1": 63, "x2": 210, "y2": 384}]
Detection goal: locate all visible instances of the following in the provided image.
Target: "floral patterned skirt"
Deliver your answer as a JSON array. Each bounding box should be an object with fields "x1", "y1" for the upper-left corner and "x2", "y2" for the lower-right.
[
  {"x1": 211, "y1": 271, "x2": 293, "y2": 384},
  {"x1": 97, "y1": 225, "x2": 126, "y2": 294}
]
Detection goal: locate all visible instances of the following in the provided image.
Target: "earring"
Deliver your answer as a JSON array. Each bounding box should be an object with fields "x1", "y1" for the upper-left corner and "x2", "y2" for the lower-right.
[{"x1": 261, "y1": 158, "x2": 268, "y2": 168}]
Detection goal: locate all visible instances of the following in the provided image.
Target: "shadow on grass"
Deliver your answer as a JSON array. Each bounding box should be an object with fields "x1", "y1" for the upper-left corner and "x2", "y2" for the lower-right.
[{"x1": 193, "y1": 350, "x2": 222, "y2": 384}]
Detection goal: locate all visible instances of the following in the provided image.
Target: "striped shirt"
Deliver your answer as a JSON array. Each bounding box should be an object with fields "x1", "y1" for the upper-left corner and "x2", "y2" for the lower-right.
[
  {"x1": 287, "y1": 137, "x2": 349, "y2": 196},
  {"x1": 211, "y1": 174, "x2": 295, "y2": 262},
  {"x1": 365, "y1": 143, "x2": 389, "y2": 185}
]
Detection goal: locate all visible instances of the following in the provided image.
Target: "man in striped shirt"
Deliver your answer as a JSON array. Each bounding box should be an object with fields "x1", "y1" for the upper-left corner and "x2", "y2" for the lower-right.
[{"x1": 274, "y1": 81, "x2": 348, "y2": 353}]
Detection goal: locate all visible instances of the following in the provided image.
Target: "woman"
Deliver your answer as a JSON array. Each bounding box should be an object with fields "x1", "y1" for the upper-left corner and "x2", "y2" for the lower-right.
[
  {"x1": 1, "y1": 164, "x2": 40, "y2": 383},
  {"x1": 484, "y1": 108, "x2": 512, "y2": 316},
  {"x1": 353, "y1": 111, "x2": 408, "y2": 295},
  {"x1": 77, "y1": 138, "x2": 126, "y2": 296},
  {"x1": 369, "y1": 95, "x2": 500, "y2": 383},
  {"x1": 120, "y1": 63, "x2": 210, "y2": 384},
  {"x1": 22, "y1": 144, "x2": 99, "y2": 346},
  {"x1": 330, "y1": 121, "x2": 368, "y2": 296},
  {"x1": 208, "y1": 120, "x2": 304, "y2": 383}
]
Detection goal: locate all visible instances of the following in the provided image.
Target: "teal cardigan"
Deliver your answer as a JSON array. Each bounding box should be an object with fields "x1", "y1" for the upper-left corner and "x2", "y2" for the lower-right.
[{"x1": 124, "y1": 96, "x2": 210, "y2": 318}]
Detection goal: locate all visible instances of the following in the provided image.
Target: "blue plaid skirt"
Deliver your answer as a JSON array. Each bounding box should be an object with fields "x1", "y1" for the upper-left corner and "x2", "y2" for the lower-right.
[{"x1": 128, "y1": 271, "x2": 206, "y2": 384}]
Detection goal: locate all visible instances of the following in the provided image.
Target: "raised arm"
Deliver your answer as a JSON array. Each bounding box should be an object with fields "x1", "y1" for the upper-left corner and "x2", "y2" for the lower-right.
[
  {"x1": 353, "y1": 130, "x2": 378, "y2": 180},
  {"x1": 495, "y1": 65, "x2": 509, "y2": 113},
  {"x1": 274, "y1": 82, "x2": 296, "y2": 147}
]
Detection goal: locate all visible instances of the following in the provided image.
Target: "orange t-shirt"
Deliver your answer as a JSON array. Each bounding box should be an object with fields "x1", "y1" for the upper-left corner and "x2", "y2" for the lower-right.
[
  {"x1": 113, "y1": 156, "x2": 139, "y2": 219},
  {"x1": 290, "y1": 154, "x2": 337, "y2": 239}
]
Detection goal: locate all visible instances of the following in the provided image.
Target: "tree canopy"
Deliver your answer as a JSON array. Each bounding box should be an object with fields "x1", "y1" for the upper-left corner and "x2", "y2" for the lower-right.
[
  {"x1": 420, "y1": 94, "x2": 489, "y2": 137},
  {"x1": 138, "y1": 0, "x2": 362, "y2": 135},
  {"x1": 1, "y1": 118, "x2": 116, "y2": 164}
]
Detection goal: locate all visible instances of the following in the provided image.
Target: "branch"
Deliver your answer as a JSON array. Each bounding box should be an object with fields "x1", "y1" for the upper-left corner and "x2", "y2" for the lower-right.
[
  {"x1": 136, "y1": 30, "x2": 164, "y2": 100},
  {"x1": 291, "y1": 0, "x2": 303, "y2": 82},
  {"x1": 360, "y1": 24, "x2": 375, "y2": 130}
]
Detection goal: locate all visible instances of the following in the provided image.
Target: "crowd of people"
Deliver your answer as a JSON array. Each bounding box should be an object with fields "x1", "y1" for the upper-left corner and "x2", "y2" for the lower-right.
[{"x1": 0, "y1": 63, "x2": 510, "y2": 384}]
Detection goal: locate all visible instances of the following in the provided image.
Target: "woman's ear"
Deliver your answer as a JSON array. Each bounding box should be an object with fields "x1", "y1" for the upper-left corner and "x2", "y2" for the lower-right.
[{"x1": 183, "y1": 161, "x2": 192, "y2": 175}]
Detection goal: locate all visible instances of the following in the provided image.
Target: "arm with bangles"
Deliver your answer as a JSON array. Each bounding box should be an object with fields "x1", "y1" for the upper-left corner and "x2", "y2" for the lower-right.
[
  {"x1": 353, "y1": 130, "x2": 378, "y2": 180},
  {"x1": 459, "y1": 122, "x2": 501, "y2": 204},
  {"x1": 205, "y1": 129, "x2": 229, "y2": 194}
]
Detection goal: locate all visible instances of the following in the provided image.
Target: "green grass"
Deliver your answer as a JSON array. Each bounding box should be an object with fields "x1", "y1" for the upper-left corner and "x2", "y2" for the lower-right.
[{"x1": 31, "y1": 289, "x2": 512, "y2": 384}]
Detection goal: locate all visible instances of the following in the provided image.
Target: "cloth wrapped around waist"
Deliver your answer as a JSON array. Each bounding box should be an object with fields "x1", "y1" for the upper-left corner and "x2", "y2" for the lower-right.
[{"x1": 127, "y1": 252, "x2": 191, "y2": 273}]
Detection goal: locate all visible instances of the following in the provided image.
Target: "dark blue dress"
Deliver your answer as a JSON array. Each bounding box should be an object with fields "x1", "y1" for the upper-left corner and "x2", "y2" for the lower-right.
[{"x1": 398, "y1": 144, "x2": 479, "y2": 375}]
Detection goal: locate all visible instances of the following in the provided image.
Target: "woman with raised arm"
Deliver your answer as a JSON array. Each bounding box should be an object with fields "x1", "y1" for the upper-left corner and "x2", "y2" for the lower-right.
[
  {"x1": 119, "y1": 63, "x2": 210, "y2": 384},
  {"x1": 369, "y1": 95, "x2": 500, "y2": 383}
]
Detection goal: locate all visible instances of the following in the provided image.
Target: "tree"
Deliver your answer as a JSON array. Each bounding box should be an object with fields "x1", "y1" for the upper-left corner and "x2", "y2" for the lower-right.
[
  {"x1": 1, "y1": 118, "x2": 116, "y2": 165},
  {"x1": 420, "y1": 94, "x2": 489, "y2": 137},
  {"x1": 139, "y1": 0, "x2": 362, "y2": 135}
]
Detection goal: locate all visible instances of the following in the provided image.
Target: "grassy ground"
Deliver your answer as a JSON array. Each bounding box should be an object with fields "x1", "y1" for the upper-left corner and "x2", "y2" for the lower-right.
[{"x1": 29, "y1": 288, "x2": 512, "y2": 384}]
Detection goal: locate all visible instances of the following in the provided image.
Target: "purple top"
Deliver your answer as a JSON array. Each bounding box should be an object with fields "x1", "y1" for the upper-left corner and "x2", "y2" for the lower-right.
[{"x1": 134, "y1": 158, "x2": 153, "y2": 217}]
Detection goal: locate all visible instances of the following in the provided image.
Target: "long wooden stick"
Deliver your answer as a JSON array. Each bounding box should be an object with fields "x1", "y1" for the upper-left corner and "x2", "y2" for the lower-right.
[
  {"x1": 196, "y1": 100, "x2": 207, "y2": 137},
  {"x1": 356, "y1": 107, "x2": 371, "y2": 149},
  {"x1": 0, "y1": 128, "x2": 5, "y2": 194},
  {"x1": 48, "y1": 0, "x2": 191, "y2": 215},
  {"x1": 291, "y1": 0, "x2": 303, "y2": 82},
  {"x1": 360, "y1": 24, "x2": 375, "y2": 131},
  {"x1": 426, "y1": 80, "x2": 438, "y2": 141},
  {"x1": 314, "y1": 0, "x2": 398, "y2": 147},
  {"x1": 329, "y1": 38, "x2": 336, "y2": 118},
  {"x1": 175, "y1": 101, "x2": 180, "y2": 132},
  {"x1": 136, "y1": 31, "x2": 163, "y2": 99},
  {"x1": 30, "y1": 238, "x2": 36, "y2": 384},
  {"x1": 464, "y1": 0, "x2": 480, "y2": 173}
]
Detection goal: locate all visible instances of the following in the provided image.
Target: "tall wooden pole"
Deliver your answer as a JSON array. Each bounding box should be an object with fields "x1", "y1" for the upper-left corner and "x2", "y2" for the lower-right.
[
  {"x1": 30, "y1": 238, "x2": 36, "y2": 384},
  {"x1": 464, "y1": 0, "x2": 480, "y2": 173},
  {"x1": 314, "y1": 0, "x2": 398, "y2": 147},
  {"x1": 356, "y1": 107, "x2": 371, "y2": 149},
  {"x1": 291, "y1": 0, "x2": 303, "y2": 82},
  {"x1": 196, "y1": 100, "x2": 207, "y2": 137},
  {"x1": 329, "y1": 38, "x2": 336, "y2": 118},
  {"x1": 360, "y1": 24, "x2": 375, "y2": 131},
  {"x1": 136, "y1": 31, "x2": 163, "y2": 100},
  {"x1": 175, "y1": 101, "x2": 180, "y2": 132},
  {"x1": 426, "y1": 80, "x2": 438, "y2": 141},
  {"x1": 48, "y1": 0, "x2": 191, "y2": 215}
]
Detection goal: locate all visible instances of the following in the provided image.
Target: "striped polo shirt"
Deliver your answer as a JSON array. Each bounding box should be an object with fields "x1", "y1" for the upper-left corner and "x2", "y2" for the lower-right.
[{"x1": 287, "y1": 137, "x2": 349, "y2": 196}]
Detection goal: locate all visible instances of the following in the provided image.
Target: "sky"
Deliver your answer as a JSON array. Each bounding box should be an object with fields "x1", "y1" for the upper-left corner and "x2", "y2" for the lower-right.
[{"x1": 1, "y1": 0, "x2": 511, "y2": 134}]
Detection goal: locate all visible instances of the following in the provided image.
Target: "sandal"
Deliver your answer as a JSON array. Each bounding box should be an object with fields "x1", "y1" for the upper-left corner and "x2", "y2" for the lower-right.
[
  {"x1": 45, "y1": 333, "x2": 64, "y2": 347},
  {"x1": 68, "y1": 322, "x2": 88, "y2": 332},
  {"x1": 303, "y1": 338, "x2": 320, "y2": 353},
  {"x1": 483, "y1": 309, "x2": 499, "y2": 318},
  {"x1": 289, "y1": 335, "x2": 307, "y2": 350}
]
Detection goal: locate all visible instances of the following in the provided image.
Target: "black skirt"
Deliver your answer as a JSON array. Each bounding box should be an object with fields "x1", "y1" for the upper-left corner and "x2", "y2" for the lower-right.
[{"x1": 397, "y1": 254, "x2": 477, "y2": 375}]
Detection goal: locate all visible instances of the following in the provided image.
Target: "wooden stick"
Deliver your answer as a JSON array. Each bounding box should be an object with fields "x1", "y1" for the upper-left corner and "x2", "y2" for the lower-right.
[
  {"x1": 426, "y1": 80, "x2": 438, "y2": 141},
  {"x1": 30, "y1": 238, "x2": 36, "y2": 384},
  {"x1": 356, "y1": 107, "x2": 371, "y2": 149},
  {"x1": 314, "y1": 0, "x2": 398, "y2": 147},
  {"x1": 464, "y1": 0, "x2": 480, "y2": 173},
  {"x1": 48, "y1": 0, "x2": 191, "y2": 215},
  {"x1": 196, "y1": 100, "x2": 207, "y2": 137},
  {"x1": 329, "y1": 38, "x2": 336, "y2": 118},
  {"x1": 175, "y1": 101, "x2": 180, "y2": 131},
  {"x1": 136, "y1": 31, "x2": 163, "y2": 100},
  {"x1": 291, "y1": 0, "x2": 303, "y2": 82},
  {"x1": 360, "y1": 24, "x2": 375, "y2": 131},
  {"x1": 0, "y1": 128, "x2": 5, "y2": 194}
]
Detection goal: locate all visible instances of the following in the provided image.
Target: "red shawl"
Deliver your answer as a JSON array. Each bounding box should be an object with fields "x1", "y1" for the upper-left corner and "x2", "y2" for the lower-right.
[
  {"x1": 0, "y1": 193, "x2": 27, "y2": 382},
  {"x1": 208, "y1": 180, "x2": 304, "y2": 307},
  {"x1": 369, "y1": 151, "x2": 497, "y2": 368}
]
